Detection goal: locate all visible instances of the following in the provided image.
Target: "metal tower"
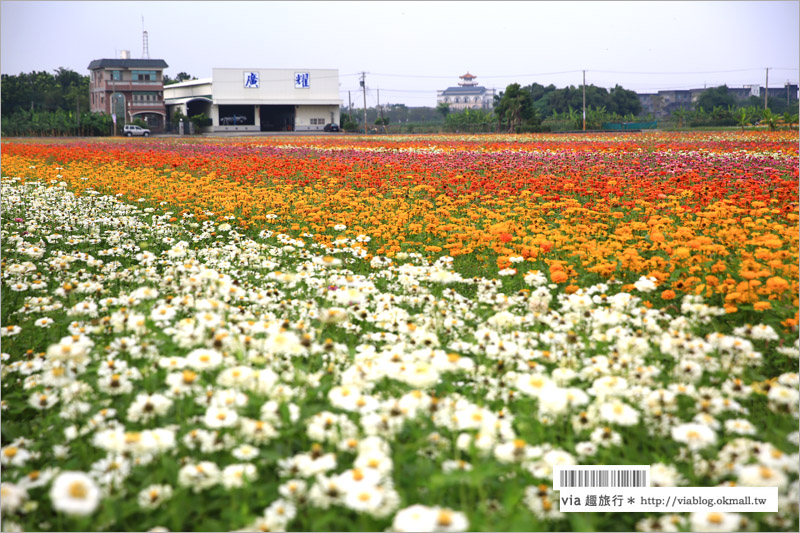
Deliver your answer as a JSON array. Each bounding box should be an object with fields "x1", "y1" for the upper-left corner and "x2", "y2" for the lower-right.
[{"x1": 142, "y1": 17, "x2": 150, "y2": 59}]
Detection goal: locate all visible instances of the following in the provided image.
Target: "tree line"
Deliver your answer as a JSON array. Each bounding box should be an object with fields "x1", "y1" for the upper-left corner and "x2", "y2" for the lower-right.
[
  {"x1": 2, "y1": 67, "x2": 796, "y2": 136},
  {"x1": 0, "y1": 68, "x2": 116, "y2": 136}
]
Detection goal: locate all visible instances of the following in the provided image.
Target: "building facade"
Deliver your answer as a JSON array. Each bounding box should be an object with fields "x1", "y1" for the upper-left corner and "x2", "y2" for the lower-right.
[
  {"x1": 88, "y1": 53, "x2": 168, "y2": 131},
  {"x1": 163, "y1": 68, "x2": 341, "y2": 132},
  {"x1": 437, "y1": 72, "x2": 495, "y2": 111},
  {"x1": 638, "y1": 83, "x2": 799, "y2": 118}
]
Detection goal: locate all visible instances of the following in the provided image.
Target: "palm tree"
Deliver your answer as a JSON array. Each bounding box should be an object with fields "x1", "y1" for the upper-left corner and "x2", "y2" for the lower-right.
[
  {"x1": 762, "y1": 108, "x2": 778, "y2": 131},
  {"x1": 672, "y1": 108, "x2": 689, "y2": 129},
  {"x1": 736, "y1": 108, "x2": 749, "y2": 131}
]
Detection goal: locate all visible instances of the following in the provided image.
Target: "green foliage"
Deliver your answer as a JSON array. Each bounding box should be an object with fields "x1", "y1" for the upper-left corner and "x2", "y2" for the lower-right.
[
  {"x1": 444, "y1": 108, "x2": 495, "y2": 132},
  {"x1": 494, "y1": 83, "x2": 537, "y2": 132},
  {"x1": 164, "y1": 72, "x2": 197, "y2": 86},
  {"x1": 1, "y1": 68, "x2": 99, "y2": 136},
  {"x1": 436, "y1": 102, "x2": 451, "y2": 120},
  {"x1": 2, "y1": 68, "x2": 89, "y2": 117},
  {"x1": 340, "y1": 113, "x2": 359, "y2": 132},
  {"x1": 736, "y1": 108, "x2": 751, "y2": 131},
  {"x1": 509, "y1": 83, "x2": 642, "y2": 130},
  {"x1": 1, "y1": 109, "x2": 112, "y2": 137},
  {"x1": 189, "y1": 113, "x2": 212, "y2": 133},
  {"x1": 696, "y1": 86, "x2": 736, "y2": 112},
  {"x1": 172, "y1": 108, "x2": 187, "y2": 123},
  {"x1": 607, "y1": 85, "x2": 642, "y2": 116},
  {"x1": 687, "y1": 106, "x2": 739, "y2": 128},
  {"x1": 762, "y1": 108, "x2": 778, "y2": 131}
]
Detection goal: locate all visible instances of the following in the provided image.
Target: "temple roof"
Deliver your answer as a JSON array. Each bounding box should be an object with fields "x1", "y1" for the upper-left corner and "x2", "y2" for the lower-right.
[{"x1": 440, "y1": 86, "x2": 487, "y2": 96}]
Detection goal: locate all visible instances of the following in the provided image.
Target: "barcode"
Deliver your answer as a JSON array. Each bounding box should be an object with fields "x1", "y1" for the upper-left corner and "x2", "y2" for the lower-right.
[{"x1": 559, "y1": 469, "x2": 648, "y2": 488}]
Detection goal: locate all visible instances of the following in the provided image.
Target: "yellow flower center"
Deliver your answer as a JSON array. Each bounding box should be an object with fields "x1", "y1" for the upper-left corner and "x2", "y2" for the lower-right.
[{"x1": 68, "y1": 481, "x2": 88, "y2": 499}]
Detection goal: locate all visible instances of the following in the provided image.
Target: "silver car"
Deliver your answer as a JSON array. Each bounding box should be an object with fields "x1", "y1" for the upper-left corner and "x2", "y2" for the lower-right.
[{"x1": 123, "y1": 125, "x2": 151, "y2": 137}]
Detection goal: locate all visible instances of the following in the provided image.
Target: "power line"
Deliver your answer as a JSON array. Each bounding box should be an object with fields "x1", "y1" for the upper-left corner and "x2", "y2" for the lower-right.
[
  {"x1": 370, "y1": 70, "x2": 581, "y2": 79},
  {"x1": 592, "y1": 68, "x2": 765, "y2": 75},
  {"x1": 367, "y1": 67, "x2": 800, "y2": 79}
]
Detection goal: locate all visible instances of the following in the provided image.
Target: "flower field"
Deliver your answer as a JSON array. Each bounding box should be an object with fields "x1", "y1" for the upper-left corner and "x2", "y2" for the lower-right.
[{"x1": 1, "y1": 131, "x2": 798, "y2": 532}]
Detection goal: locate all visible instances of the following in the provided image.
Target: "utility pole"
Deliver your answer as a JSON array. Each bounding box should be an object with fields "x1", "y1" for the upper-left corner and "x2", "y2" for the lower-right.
[
  {"x1": 764, "y1": 67, "x2": 769, "y2": 111},
  {"x1": 378, "y1": 88, "x2": 382, "y2": 119},
  {"x1": 360, "y1": 72, "x2": 367, "y2": 134},
  {"x1": 581, "y1": 70, "x2": 587, "y2": 131},
  {"x1": 348, "y1": 90, "x2": 352, "y2": 116}
]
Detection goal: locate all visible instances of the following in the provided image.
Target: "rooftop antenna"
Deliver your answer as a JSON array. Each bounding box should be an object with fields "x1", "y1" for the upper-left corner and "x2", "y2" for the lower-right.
[{"x1": 141, "y1": 16, "x2": 150, "y2": 59}]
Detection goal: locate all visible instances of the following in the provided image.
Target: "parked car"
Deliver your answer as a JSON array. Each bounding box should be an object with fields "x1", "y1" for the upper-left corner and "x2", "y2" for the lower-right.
[
  {"x1": 220, "y1": 116, "x2": 248, "y2": 125},
  {"x1": 123, "y1": 124, "x2": 151, "y2": 137},
  {"x1": 323, "y1": 123, "x2": 340, "y2": 132}
]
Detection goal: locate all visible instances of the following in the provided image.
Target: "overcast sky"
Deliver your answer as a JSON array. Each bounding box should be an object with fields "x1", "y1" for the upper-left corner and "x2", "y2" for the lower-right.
[{"x1": 2, "y1": 1, "x2": 798, "y2": 107}]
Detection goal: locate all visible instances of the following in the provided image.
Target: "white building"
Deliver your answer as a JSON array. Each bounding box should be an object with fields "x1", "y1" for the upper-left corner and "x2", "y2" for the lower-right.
[
  {"x1": 164, "y1": 68, "x2": 341, "y2": 132},
  {"x1": 436, "y1": 72, "x2": 496, "y2": 111}
]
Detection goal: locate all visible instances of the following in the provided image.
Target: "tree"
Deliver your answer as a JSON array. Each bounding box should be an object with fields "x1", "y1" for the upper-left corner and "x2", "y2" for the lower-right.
[
  {"x1": 495, "y1": 83, "x2": 534, "y2": 132},
  {"x1": 736, "y1": 108, "x2": 750, "y2": 131},
  {"x1": 164, "y1": 72, "x2": 196, "y2": 85},
  {"x1": 672, "y1": 108, "x2": 689, "y2": 128},
  {"x1": 607, "y1": 85, "x2": 642, "y2": 116},
  {"x1": 761, "y1": 108, "x2": 778, "y2": 131},
  {"x1": 783, "y1": 111, "x2": 799, "y2": 129},
  {"x1": 696, "y1": 86, "x2": 736, "y2": 112},
  {"x1": 436, "y1": 102, "x2": 451, "y2": 120}
]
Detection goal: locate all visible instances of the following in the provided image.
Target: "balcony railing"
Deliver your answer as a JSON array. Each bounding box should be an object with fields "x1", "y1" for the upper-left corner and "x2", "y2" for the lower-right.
[{"x1": 95, "y1": 81, "x2": 164, "y2": 91}]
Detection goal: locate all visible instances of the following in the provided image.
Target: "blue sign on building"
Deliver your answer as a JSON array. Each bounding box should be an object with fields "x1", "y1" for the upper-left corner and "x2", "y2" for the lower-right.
[
  {"x1": 294, "y1": 72, "x2": 310, "y2": 89},
  {"x1": 244, "y1": 72, "x2": 260, "y2": 88}
]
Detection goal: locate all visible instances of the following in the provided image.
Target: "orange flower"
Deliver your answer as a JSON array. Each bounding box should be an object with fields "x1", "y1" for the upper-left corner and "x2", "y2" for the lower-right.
[
  {"x1": 766, "y1": 276, "x2": 789, "y2": 293},
  {"x1": 661, "y1": 289, "x2": 676, "y2": 300},
  {"x1": 753, "y1": 301, "x2": 772, "y2": 311},
  {"x1": 551, "y1": 271, "x2": 568, "y2": 284}
]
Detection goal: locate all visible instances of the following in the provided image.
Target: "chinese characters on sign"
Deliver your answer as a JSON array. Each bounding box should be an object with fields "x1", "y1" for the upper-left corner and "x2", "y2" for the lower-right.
[
  {"x1": 295, "y1": 72, "x2": 310, "y2": 89},
  {"x1": 244, "y1": 72, "x2": 260, "y2": 88}
]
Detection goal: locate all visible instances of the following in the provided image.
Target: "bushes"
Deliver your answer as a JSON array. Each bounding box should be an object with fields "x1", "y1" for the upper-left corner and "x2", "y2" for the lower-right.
[
  {"x1": 1, "y1": 109, "x2": 113, "y2": 137},
  {"x1": 189, "y1": 113, "x2": 212, "y2": 133}
]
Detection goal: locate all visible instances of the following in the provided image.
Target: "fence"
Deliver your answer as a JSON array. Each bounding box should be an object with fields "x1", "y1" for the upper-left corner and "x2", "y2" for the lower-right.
[
  {"x1": 163, "y1": 120, "x2": 195, "y2": 135},
  {"x1": 601, "y1": 121, "x2": 658, "y2": 131}
]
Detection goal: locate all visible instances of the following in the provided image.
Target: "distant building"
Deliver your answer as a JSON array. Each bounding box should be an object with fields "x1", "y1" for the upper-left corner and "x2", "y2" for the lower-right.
[
  {"x1": 437, "y1": 72, "x2": 496, "y2": 111},
  {"x1": 637, "y1": 89, "x2": 697, "y2": 118},
  {"x1": 163, "y1": 68, "x2": 341, "y2": 132},
  {"x1": 638, "y1": 82, "x2": 799, "y2": 118},
  {"x1": 88, "y1": 52, "x2": 168, "y2": 131}
]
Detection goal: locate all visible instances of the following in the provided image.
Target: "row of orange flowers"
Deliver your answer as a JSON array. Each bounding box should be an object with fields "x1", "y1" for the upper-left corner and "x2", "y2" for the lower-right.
[{"x1": 2, "y1": 132, "x2": 797, "y2": 316}]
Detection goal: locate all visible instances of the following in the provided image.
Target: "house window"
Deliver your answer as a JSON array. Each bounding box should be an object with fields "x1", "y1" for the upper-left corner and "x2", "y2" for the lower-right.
[
  {"x1": 133, "y1": 91, "x2": 159, "y2": 102},
  {"x1": 132, "y1": 70, "x2": 157, "y2": 82},
  {"x1": 109, "y1": 71, "x2": 122, "y2": 81}
]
